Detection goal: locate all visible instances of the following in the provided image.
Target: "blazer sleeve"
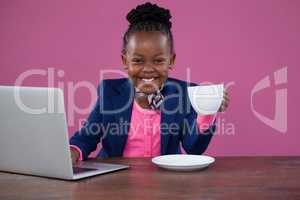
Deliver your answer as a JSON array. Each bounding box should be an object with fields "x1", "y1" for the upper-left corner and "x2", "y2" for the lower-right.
[
  {"x1": 180, "y1": 109, "x2": 216, "y2": 155},
  {"x1": 69, "y1": 81, "x2": 105, "y2": 160}
]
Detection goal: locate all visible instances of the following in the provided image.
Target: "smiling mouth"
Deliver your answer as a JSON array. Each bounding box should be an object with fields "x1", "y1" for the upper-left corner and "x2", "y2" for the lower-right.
[
  {"x1": 142, "y1": 78, "x2": 154, "y2": 82},
  {"x1": 139, "y1": 77, "x2": 158, "y2": 83}
]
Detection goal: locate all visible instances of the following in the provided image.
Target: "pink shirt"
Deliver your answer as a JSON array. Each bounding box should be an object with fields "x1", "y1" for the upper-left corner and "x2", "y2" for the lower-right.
[
  {"x1": 71, "y1": 100, "x2": 216, "y2": 160},
  {"x1": 123, "y1": 101, "x2": 162, "y2": 157}
]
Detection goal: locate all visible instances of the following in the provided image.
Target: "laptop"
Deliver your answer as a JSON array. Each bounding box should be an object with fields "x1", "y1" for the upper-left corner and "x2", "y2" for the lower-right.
[{"x1": 0, "y1": 85, "x2": 129, "y2": 180}]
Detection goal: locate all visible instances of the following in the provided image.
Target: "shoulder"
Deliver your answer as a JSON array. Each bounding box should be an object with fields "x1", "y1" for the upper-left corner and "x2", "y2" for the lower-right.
[
  {"x1": 97, "y1": 78, "x2": 129, "y2": 96},
  {"x1": 100, "y1": 78, "x2": 128, "y2": 88},
  {"x1": 166, "y1": 77, "x2": 198, "y2": 90}
]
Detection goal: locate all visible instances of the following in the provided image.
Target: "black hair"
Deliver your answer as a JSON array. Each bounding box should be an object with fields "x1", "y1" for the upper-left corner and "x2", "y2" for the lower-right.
[{"x1": 122, "y1": 2, "x2": 174, "y2": 54}]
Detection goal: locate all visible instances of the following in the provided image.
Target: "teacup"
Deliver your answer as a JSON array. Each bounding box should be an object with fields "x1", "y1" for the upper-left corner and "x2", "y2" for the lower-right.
[{"x1": 187, "y1": 84, "x2": 224, "y2": 115}]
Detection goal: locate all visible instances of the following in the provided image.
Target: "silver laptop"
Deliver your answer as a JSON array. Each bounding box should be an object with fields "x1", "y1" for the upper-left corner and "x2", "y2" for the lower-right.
[{"x1": 0, "y1": 86, "x2": 128, "y2": 180}]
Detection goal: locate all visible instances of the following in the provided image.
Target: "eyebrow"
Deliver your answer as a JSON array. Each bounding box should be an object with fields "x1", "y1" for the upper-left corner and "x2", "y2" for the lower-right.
[
  {"x1": 132, "y1": 52, "x2": 165, "y2": 57},
  {"x1": 132, "y1": 53, "x2": 144, "y2": 57},
  {"x1": 153, "y1": 53, "x2": 165, "y2": 57}
]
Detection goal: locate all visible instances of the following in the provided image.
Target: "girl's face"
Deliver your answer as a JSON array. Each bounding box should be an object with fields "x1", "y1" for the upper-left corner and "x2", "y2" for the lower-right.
[{"x1": 122, "y1": 31, "x2": 175, "y2": 94}]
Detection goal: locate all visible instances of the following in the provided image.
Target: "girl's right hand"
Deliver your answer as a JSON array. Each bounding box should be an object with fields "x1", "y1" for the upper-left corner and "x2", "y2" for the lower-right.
[{"x1": 70, "y1": 148, "x2": 80, "y2": 165}]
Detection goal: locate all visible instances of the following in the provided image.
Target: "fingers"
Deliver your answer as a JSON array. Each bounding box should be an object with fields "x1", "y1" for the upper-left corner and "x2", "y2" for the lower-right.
[
  {"x1": 223, "y1": 90, "x2": 229, "y2": 100},
  {"x1": 71, "y1": 154, "x2": 77, "y2": 164},
  {"x1": 70, "y1": 148, "x2": 80, "y2": 165},
  {"x1": 219, "y1": 102, "x2": 227, "y2": 112},
  {"x1": 219, "y1": 89, "x2": 230, "y2": 112}
]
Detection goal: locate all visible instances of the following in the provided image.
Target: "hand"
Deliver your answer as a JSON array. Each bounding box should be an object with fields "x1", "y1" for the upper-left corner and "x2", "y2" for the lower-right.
[
  {"x1": 218, "y1": 89, "x2": 230, "y2": 112},
  {"x1": 70, "y1": 148, "x2": 80, "y2": 165}
]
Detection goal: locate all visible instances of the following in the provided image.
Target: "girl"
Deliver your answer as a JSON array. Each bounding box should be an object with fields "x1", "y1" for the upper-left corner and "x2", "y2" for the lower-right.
[{"x1": 70, "y1": 2, "x2": 229, "y2": 162}]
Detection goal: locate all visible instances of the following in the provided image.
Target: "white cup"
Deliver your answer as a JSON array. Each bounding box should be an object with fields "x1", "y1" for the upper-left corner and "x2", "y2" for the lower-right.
[{"x1": 187, "y1": 84, "x2": 224, "y2": 115}]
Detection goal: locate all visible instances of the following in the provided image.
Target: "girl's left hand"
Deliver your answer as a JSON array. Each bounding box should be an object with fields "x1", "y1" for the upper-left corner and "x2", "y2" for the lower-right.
[{"x1": 218, "y1": 89, "x2": 230, "y2": 112}]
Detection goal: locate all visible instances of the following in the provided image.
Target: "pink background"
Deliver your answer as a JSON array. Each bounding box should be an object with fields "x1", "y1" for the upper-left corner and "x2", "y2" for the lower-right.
[{"x1": 1, "y1": 0, "x2": 299, "y2": 156}]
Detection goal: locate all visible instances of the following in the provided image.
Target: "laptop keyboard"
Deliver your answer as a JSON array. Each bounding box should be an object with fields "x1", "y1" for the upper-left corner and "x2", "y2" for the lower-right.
[{"x1": 72, "y1": 167, "x2": 98, "y2": 174}]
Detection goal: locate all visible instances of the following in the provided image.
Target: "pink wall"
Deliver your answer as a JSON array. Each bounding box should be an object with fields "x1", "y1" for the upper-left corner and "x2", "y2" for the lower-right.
[{"x1": 1, "y1": 0, "x2": 299, "y2": 156}]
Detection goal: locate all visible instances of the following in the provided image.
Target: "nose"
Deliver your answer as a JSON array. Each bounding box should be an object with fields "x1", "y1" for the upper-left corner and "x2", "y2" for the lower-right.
[{"x1": 142, "y1": 63, "x2": 155, "y2": 73}]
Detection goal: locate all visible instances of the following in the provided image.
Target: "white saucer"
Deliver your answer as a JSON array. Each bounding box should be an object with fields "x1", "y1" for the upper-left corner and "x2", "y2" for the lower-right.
[{"x1": 152, "y1": 154, "x2": 215, "y2": 171}]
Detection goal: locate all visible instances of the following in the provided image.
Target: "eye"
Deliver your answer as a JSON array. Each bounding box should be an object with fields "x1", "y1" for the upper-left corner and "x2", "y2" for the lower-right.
[
  {"x1": 154, "y1": 58, "x2": 166, "y2": 64},
  {"x1": 132, "y1": 58, "x2": 143, "y2": 64}
]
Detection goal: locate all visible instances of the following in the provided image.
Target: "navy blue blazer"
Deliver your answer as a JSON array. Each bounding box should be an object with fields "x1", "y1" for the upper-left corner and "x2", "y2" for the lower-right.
[{"x1": 70, "y1": 77, "x2": 216, "y2": 159}]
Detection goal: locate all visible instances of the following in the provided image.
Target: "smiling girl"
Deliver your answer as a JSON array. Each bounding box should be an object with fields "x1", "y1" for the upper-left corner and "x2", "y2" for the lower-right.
[{"x1": 70, "y1": 2, "x2": 229, "y2": 162}]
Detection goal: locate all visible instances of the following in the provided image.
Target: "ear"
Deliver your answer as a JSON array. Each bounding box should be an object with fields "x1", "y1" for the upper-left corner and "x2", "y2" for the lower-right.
[
  {"x1": 169, "y1": 53, "x2": 176, "y2": 69},
  {"x1": 121, "y1": 54, "x2": 128, "y2": 70}
]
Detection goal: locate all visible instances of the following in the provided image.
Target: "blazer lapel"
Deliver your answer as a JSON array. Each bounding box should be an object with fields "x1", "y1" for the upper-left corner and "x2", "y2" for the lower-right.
[
  {"x1": 160, "y1": 79, "x2": 180, "y2": 155},
  {"x1": 110, "y1": 79, "x2": 134, "y2": 155}
]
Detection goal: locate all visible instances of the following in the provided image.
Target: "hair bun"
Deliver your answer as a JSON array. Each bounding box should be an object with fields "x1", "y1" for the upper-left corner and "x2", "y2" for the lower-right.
[{"x1": 126, "y1": 2, "x2": 172, "y2": 29}]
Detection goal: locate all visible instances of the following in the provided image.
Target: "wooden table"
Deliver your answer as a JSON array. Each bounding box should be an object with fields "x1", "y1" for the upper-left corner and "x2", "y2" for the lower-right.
[{"x1": 0, "y1": 157, "x2": 300, "y2": 200}]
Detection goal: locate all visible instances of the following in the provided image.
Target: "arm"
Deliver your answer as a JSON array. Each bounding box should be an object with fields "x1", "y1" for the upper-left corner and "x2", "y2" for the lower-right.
[
  {"x1": 180, "y1": 111, "x2": 216, "y2": 155},
  {"x1": 180, "y1": 83, "x2": 229, "y2": 154},
  {"x1": 70, "y1": 145, "x2": 83, "y2": 161},
  {"x1": 197, "y1": 114, "x2": 217, "y2": 132},
  {"x1": 69, "y1": 82, "x2": 104, "y2": 160}
]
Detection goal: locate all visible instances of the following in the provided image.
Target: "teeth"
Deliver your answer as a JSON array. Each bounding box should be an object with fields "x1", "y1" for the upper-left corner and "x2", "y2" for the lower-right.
[{"x1": 142, "y1": 78, "x2": 154, "y2": 82}]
